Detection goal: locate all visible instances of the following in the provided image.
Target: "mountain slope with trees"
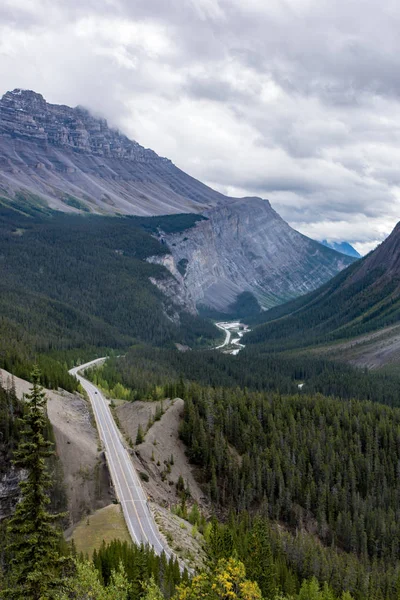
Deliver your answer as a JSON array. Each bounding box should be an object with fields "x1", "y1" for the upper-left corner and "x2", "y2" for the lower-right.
[
  {"x1": 0, "y1": 205, "x2": 218, "y2": 385},
  {"x1": 245, "y1": 221, "x2": 400, "y2": 351},
  {"x1": 86, "y1": 348, "x2": 400, "y2": 599}
]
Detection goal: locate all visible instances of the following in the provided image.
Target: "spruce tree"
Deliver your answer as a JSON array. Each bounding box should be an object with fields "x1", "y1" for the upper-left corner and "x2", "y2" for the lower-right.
[
  {"x1": 245, "y1": 517, "x2": 277, "y2": 599},
  {"x1": 4, "y1": 367, "x2": 65, "y2": 599},
  {"x1": 142, "y1": 576, "x2": 164, "y2": 600}
]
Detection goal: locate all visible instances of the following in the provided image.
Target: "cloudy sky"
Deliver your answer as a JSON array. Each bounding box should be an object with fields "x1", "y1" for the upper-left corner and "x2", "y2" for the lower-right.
[{"x1": 1, "y1": 0, "x2": 400, "y2": 253}]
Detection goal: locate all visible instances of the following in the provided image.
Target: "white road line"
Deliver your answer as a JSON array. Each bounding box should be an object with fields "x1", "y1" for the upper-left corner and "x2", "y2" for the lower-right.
[
  {"x1": 69, "y1": 359, "x2": 170, "y2": 557},
  {"x1": 94, "y1": 385, "x2": 149, "y2": 544}
]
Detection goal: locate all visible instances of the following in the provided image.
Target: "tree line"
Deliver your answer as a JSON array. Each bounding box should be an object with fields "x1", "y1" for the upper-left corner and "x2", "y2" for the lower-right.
[{"x1": 90, "y1": 344, "x2": 400, "y2": 409}]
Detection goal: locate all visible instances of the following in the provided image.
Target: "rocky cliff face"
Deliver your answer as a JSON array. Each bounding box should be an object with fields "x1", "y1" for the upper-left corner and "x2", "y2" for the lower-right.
[
  {"x1": 0, "y1": 468, "x2": 21, "y2": 521},
  {"x1": 147, "y1": 254, "x2": 197, "y2": 319},
  {"x1": 159, "y1": 198, "x2": 355, "y2": 312},
  {"x1": 0, "y1": 89, "x2": 225, "y2": 215}
]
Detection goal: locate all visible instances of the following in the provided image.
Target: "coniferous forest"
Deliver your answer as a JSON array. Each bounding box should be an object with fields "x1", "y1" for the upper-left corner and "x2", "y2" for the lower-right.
[
  {"x1": 0, "y1": 206, "x2": 217, "y2": 387},
  {"x1": 85, "y1": 348, "x2": 400, "y2": 600},
  {"x1": 2, "y1": 206, "x2": 400, "y2": 599}
]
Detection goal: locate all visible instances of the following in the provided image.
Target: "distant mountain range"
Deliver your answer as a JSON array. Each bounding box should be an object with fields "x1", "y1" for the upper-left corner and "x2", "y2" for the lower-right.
[
  {"x1": 321, "y1": 240, "x2": 361, "y2": 258},
  {"x1": 246, "y1": 222, "x2": 400, "y2": 356},
  {"x1": 0, "y1": 88, "x2": 356, "y2": 313}
]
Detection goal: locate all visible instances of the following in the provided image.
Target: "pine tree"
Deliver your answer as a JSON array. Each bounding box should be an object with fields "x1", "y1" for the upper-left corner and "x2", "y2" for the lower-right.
[
  {"x1": 58, "y1": 560, "x2": 130, "y2": 600},
  {"x1": 4, "y1": 367, "x2": 65, "y2": 599},
  {"x1": 142, "y1": 576, "x2": 164, "y2": 600},
  {"x1": 245, "y1": 517, "x2": 277, "y2": 599},
  {"x1": 208, "y1": 517, "x2": 223, "y2": 560}
]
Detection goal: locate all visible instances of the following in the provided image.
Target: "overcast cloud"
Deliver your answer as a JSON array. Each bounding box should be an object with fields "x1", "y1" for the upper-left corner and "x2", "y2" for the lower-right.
[{"x1": 1, "y1": 0, "x2": 400, "y2": 252}]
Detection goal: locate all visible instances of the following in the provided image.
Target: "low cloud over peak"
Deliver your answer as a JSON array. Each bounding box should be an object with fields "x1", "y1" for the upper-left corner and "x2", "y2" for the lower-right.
[{"x1": 1, "y1": 0, "x2": 399, "y2": 253}]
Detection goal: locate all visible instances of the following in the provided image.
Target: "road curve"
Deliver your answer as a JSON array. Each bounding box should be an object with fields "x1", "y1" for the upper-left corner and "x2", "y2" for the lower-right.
[{"x1": 69, "y1": 358, "x2": 170, "y2": 557}]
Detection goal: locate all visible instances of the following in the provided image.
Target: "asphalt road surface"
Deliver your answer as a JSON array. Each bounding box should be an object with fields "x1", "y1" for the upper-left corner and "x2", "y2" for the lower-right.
[{"x1": 69, "y1": 358, "x2": 170, "y2": 556}]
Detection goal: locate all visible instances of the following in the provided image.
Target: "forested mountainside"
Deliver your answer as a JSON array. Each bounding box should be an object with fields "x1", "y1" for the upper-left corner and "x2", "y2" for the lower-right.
[
  {"x1": 2, "y1": 215, "x2": 399, "y2": 599},
  {"x1": 245, "y1": 221, "x2": 400, "y2": 350},
  {"x1": 0, "y1": 205, "x2": 217, "y2": 385},
  {"x1": 85, "y1": 346, "x2": 400, "y2": 599},
  {"x1": 4, "y1": 362, "x2": 399, "y2": 600},
  {"x1": 180, "y1": 384, "x2": 400, "y2": 560},
  {"x1": 0, "y1": 191, "x2": 356, "y2": 388},
  {"x1": 89, "y1": 344, "x2": 400, "y2": 408}
]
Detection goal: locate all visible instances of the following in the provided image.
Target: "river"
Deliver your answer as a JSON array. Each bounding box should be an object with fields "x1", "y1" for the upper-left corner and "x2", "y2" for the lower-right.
[{"x1": 215, "y1": 321, "x2": 250, "y2": 355}]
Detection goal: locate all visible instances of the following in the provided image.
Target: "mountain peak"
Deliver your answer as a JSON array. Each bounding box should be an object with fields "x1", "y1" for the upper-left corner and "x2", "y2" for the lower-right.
[
  {"x1": 0, "y1": 88, "x2": 164, "y2": 163},
  {"x1": 349, "y1": 221, "x2": 400, "y2": 283},
  {"x1": 0, "y1": 88, "x2": 228, "y2": 215},
  {"x1": 2, "y1": 88, "x2": 49, "y2": 113},
  {"x1": 3, "y1": 88, "x2": 45, "y2": 101},
  {"x1": 321, "y1": 240, "x2": 361, "y2": 258}
]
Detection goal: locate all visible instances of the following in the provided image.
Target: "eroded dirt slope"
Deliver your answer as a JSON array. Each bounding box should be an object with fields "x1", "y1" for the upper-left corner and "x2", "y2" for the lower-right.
[
  {"x1": 115, "y1": 398, "x2": 207, "y2": 509},
  {"x1": 312, "y1": 324, "x2": 400, "y2": 369}
]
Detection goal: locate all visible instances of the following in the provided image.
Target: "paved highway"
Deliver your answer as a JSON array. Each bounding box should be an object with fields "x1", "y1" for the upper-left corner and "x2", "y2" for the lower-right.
[{"x1": 69, "y1": 358, "x2": 170, "y2": 556}]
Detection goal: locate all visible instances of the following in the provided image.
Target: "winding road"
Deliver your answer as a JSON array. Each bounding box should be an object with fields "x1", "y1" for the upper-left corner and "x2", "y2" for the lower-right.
[{"x1": 69, "y1": 358, "x2": 170, "y2": 557}]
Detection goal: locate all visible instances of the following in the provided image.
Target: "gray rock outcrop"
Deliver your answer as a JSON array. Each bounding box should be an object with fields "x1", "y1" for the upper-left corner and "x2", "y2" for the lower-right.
[
  {"x1": 158, "y1": 198, "x2": 355, "y2": 312},
  {"x1": 0, "y1": 89, "x2": 225, "y2": 215},
  {"x1": 0, "y1": 468, "x2": 22, "y2": 521}
]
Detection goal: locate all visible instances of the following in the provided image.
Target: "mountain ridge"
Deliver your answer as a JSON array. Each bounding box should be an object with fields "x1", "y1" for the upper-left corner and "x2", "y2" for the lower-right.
[
  {"x1": 0, "y1": 88, "x2": 356, "y2": 312},
  {"x1": 246, "y1": 220, "x2": 400, "y2": 350},
  {"x1": 321, "y1": 240, "x2": 361, "y2": 258},
  {"x1": 0, "y1": 88, "x2": 227, "y2": 215},
  {"x1": 348, "y1": 222, "x2": 400, "y2": 283},
  {"x1": 157, "y1": 196, "x2": 355, "y2": 311}
]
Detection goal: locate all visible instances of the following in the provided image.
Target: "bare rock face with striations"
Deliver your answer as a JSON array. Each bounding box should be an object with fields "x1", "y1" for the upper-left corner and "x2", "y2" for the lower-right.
[
  {"x1": 151, "y1": 197, "x2": 356, "y2": 312},
  {"x1": 0, "y1": 89, "x2": 163, "y2": 159},
  {"x1": 0, "y1": 89, "x2": 225, "y2": 215}
]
